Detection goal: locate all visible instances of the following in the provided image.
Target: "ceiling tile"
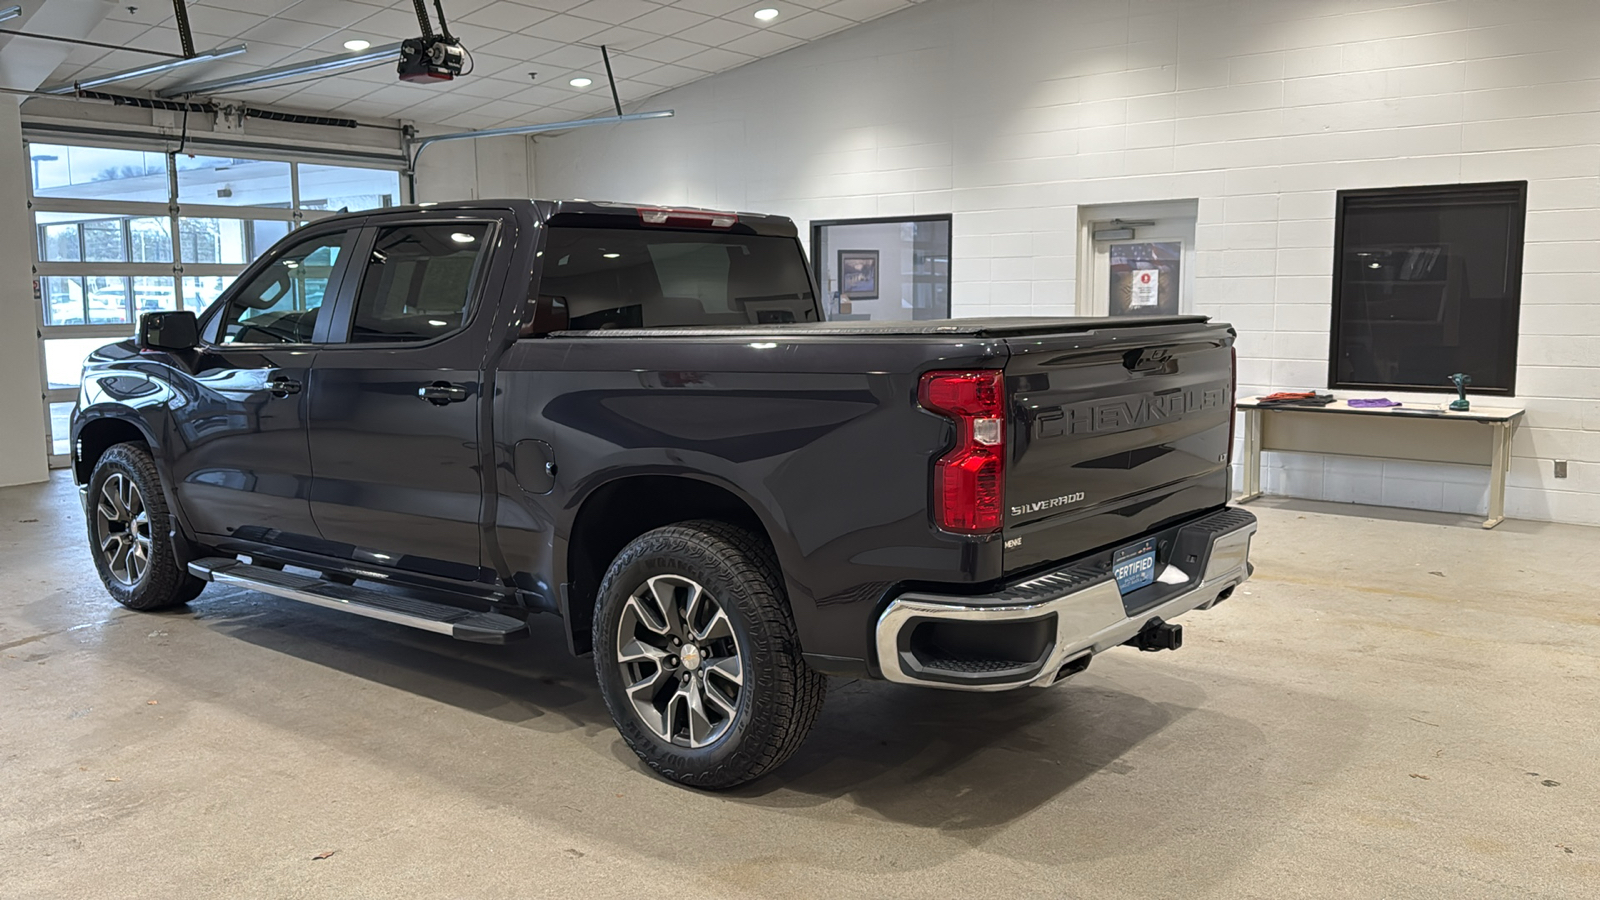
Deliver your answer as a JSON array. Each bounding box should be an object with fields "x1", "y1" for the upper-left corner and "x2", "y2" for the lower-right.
[
  {"x1": 671, "y1": 0, "x2": 751, "y2": 16},
  {"x1": 627, "y1": 36, "x2": 707, "y2": 63},
  {"x1": 767, "y1": 9, "x2": 852, "y2": 39},
  {"x1": 582, "y1": 25, "x2": 657, "y2": 50},
  {"x1": 461, "y1": 1, "x2": 557, "y2": 32},
  {"x1": 567, "y1": 0, "x2": 660, "y2": 23},
  {"x1": 627, "y1": 62, "x2": 707, "y2": 86},
  {"x1": 183, "y1": 7, "x2": 271, "y2": 37},
  {"x1": 273, "y1": 2, "x2": 383, "y2": 30},
  {"x1": 719, "y1": 28, "x2": 804, "y2": 58},
  {"x1": 817, "y1": 0, "x2": 912, "y2": 23},
  {"x1": 625, "y1": 7, "x2": 713, "y2": 36},
  {"x1": 598, "y1": 53, "x2": 663, "y2": 79},
  {"x1": 676, "y1": 45, "x2": 757, "y2": 72},
  {"x1": 196, "y1": 0, "x2": 300, "y2": 16},
  {"x1": 351, "y1": 7, "x2": 430, "y2": 39},
  {"x1": 525, "y1": 14, "x2": 610, "y2": 43},
  {"x1": 675, "y1": 17, "x2": 758, "y2": 46},
  {"x1": 239, "y1": 18, "x2": 338, "y2": 49},
  {"x1": 476, "y1": 32, "x2": 567, "y2": 60},
  {"x1": 530, "y1": 44, "x2": 604, "y2": 68},
  {"x1": 516, "y1": 0, "x2": 594, "y2": 14}
]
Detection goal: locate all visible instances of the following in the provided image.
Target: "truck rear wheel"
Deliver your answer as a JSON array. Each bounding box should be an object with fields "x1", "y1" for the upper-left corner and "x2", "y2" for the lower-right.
[
  {"x1": 593, "y1": 521, "x2": 825, "y2": 789},
  {"x1": 86, "y1": 442, "x2": 205, "y2": 611}
]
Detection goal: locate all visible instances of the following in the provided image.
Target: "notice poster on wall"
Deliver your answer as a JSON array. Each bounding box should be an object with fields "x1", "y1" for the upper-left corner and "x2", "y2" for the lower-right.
[{"x1": 1110, "y1": 242, "x2": 1181, "y2": 316}]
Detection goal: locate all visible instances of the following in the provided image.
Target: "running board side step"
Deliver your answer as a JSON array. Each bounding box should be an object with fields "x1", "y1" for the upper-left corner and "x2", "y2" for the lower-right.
[{"x1": 188, "y1": 557, "x2": 529, "y2": 644}]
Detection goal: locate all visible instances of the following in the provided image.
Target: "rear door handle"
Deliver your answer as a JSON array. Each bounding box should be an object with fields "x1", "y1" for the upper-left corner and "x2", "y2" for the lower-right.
[
  {"x1": 268, "y1": 376, "x2": 302, "y2": 397},
  {"x1": 418, "y1": 382, "x2": 470, "y2": 405}
]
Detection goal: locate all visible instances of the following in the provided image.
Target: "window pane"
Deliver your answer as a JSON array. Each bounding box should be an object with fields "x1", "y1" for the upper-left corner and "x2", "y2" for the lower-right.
[
  {"x1": 86, "y1": 276, "x2": 132, "y2": 324},
  {"x1": 130, "y1": 217, "x2": 174, "y2": 263},
  {"x1": 179, "y1": 218, "x2": 247, "y2": 264},
  {"x1": 347, "y1": 225, "x2": 487, "y2": 342},
  {"x1": 83, "y1": 218, "x2": 127, "y2": 262},
  {"x1": 29, "y1": 143, "x2": 169, "y2": 202},
  {"x1": 38, "y1": 215, "x2": 83, "y2": 262},
  {"x1": 182, "y1": 275, "x2": 236, "y2": 313},
  {"x1": 541, "y1": 227, "x2": 816, "y2": 329},
  {"x1": 43, "y1": 337, "x2": 120, "y2": 389},
  {"x1": 252, "y1": 219, "x2": 291, "y2": 256},
  {"x1": 1332, "y1": 184, "x2": 1525, "y2": 393},
  {"x1": 133, "y1": 276, "x2": 177, "y2": 314},
  {"x1": 49, "y1": 401, "x2": 74, "y2": 457},
  {"x1": 42, "y1": 276, "x2": 85, "y2": 326},
  {"x1": 814, "y1": 218, "x2": 950, "y2": 322},
  {"x1": 297, "y1": 164, "x2": 400, "y2": 212},
  {"x1": 219, "y1": 232, "x2": 345, "y2": 344},
  {"x1": 177, "y1": 155, "x2": 292, "y2": 208}
]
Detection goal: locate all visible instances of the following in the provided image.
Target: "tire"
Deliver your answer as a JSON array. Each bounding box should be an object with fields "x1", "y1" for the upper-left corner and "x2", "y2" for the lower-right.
[
  {"x1": 593, "y1": 521, "x2": 826, "y2": 789},
  {"x1": 86, "y1": 442, "x2": 205, "y2": 611}
]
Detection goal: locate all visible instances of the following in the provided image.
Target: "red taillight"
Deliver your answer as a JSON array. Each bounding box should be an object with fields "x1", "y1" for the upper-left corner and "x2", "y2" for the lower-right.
[
  {"x1": 637, "y1": 206, "x2": 738, "y2": 229},
  {"x1": 919, "y1": 370, "x2": 1006, "y2": 535}
]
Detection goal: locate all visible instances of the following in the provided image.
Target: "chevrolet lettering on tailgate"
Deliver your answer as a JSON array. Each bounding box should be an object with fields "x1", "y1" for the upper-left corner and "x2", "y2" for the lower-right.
[{"x1": 1034, "y1": 385, "x2": 1229, "y2": 438}]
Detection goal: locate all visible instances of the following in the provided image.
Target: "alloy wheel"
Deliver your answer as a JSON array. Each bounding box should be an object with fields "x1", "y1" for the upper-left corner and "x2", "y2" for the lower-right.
[
  {"x1": 95, "y1": 473, "x2": 151, "y2": 587},
  {"x1": 615, "y1": 574, "x2": 744, "y2": 748}
]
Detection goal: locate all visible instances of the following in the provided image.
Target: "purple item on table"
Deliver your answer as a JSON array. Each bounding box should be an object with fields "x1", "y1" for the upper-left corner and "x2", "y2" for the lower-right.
[{"x1": 1347, "y1": 398, "x2": 1401, "y2": 409}]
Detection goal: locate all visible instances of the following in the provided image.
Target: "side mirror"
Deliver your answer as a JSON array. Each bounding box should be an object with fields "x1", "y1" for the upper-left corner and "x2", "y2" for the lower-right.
[
  {"x1": 138, "y1": 310, "x2": 199, "y2": 352},
  {"x1": 520, "y1": 294, "x2": 569, "y2": 338}
]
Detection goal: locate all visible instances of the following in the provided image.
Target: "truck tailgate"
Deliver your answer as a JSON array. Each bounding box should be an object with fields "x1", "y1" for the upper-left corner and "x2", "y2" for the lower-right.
[{"x1": 1003, "y1": 320, "x2": 1235, "y2": 575}]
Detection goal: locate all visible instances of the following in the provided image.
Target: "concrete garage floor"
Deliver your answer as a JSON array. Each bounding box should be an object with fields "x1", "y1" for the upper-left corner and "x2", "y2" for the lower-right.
[{"x1": 1, "y1": 473, "x2": 1595, "y2": 899}]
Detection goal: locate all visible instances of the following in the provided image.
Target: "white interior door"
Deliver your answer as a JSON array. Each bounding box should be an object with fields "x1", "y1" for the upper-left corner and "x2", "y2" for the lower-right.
[{"x1": 1080, "y1": 206, "x2": 1197, "y2": 317}]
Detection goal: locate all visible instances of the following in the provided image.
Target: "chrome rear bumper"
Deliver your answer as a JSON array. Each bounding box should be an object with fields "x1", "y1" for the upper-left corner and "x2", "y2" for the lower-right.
[{"x1": 875, "y1": 507, "x2": 1256, "y2": 691}]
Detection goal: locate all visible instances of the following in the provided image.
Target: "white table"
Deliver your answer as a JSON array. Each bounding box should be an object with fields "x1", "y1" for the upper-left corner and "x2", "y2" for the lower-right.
[{"x1": 1236, "y1": 399, "x2": 1525, "y2": 529}]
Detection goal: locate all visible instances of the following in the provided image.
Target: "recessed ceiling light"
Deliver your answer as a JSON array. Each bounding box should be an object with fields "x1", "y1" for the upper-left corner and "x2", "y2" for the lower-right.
[
  {"x1": 451, "y1": 232, "x2": 476, "y2": 243},
  {"x1": 603, "y1": 252, "x2": 620, "y2": 259},
  {"x1": 343, "y1": 39, "x2": 371, "y2": 51},
  {"x1": 754, "y1": 8, "x2": 779, "y2": 22},
  {"x1": 570, "y1": 77, "x2": 592, "y2": 87}
]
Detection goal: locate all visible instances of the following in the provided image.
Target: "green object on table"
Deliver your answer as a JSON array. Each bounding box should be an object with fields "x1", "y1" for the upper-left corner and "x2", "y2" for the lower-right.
[{"x1": 1449, "y1": 373, "x2": 1471, "y2": 411}]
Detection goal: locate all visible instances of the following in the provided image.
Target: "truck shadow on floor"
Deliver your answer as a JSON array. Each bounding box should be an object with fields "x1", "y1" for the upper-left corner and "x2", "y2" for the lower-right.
[
  {"x1": 723, "y1": 667, "x2": 1207, "y2": 835},
  {"x1": 190, "y1": 586, "x2": 1226, "y2": 837}
]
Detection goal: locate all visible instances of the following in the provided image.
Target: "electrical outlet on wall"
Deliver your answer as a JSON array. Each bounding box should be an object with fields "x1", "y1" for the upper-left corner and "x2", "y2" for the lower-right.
[{"x1": 1554, "y1": 460, "x2": 1568, "y2": 479}]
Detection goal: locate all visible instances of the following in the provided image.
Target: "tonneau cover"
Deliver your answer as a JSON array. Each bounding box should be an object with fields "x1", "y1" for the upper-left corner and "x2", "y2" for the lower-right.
[{"x1": 552, "y1": 315, "x2": 1209, "y2": 339}]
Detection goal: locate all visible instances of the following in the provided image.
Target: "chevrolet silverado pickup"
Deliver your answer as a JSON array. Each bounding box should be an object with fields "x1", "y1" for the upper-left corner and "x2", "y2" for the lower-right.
[{"x1": 72, "y1": 199, "x2": 1256, "y2": 788}]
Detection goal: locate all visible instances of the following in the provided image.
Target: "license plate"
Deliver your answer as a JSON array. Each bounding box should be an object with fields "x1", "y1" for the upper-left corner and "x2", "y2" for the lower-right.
[{"x1": 1112, "y1": 540, "x2": 1157, "y2": 594}]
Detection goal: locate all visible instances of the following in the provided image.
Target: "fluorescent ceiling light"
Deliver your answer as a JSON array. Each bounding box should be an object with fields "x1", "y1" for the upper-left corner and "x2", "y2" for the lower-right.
[
  {"x1": 569, "y1": 77, "x2": 592, "y2": 87},
  {"x1": 343, "y1": 39, "x2": 371, "y2": 51},
  {"x1": 450, "y1": 232, "x2": 476, "y2": 243},
  {"x1": 0, "y1": 5, "x2": 21, "y2": 24},
  {"x1": 40, "y1": 43, "x2": 249, "y2": 94},
  {"x1": 602, "y1": 252, "x2": 620, "y2": 258},
  {"x1": 754, "y1": 8, "x2": 779, "y2": 21},
  {"x1": 157, "y1": 41, "x2": 402, "y2": 98}
]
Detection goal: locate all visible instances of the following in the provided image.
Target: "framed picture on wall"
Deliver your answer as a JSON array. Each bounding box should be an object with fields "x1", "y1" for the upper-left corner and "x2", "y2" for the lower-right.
[{"x1": 838, "y1": 249, "x2": 879, "y2": 299}]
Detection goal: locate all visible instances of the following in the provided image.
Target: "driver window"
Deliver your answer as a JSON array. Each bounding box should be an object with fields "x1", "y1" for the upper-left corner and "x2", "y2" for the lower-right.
[{"x1": 217, "y1": 232, "x2": 346, "y2": 344}]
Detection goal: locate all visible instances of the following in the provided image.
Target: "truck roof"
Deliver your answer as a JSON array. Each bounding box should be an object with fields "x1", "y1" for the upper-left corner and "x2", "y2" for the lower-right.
[{"x1": 307, "y1": 198, "x2": 800, "y2": 238}]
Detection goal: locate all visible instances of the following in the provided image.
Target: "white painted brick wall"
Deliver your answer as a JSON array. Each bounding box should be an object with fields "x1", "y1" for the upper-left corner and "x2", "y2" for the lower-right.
[{"x1": 531, "y1": 0, "x2": 1600, "y2": 526}]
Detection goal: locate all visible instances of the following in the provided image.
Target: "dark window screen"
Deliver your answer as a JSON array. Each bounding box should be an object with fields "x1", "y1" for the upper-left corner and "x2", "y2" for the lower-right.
[
  {"x1": 1330, "y1": 182, "x2": 1526, "y2": 394},
  {"x1": 348, "y1": 223, "x2": 488, "y2": 343},
  {"x1": 540, "y1": 227, "x2": 816, "y2": 329}
]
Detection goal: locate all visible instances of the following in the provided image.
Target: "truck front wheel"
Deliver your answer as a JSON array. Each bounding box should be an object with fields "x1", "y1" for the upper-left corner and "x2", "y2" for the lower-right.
[
  {"x1": 593, "y1": 521, "x2": 826, "y2": 789},
  {"x1": 86, "y1": 442, "x2": 205, "y2": 611}
]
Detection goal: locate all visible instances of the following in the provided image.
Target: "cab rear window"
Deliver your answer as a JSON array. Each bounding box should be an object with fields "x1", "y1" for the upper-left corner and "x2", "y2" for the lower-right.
[{"x1": 539, "y1": 227, "x2": 817, "y2": 329}]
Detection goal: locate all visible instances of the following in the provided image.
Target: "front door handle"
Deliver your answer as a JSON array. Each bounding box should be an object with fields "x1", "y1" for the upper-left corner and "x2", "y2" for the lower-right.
[
  {"x1": 418, "y1": 382, "x2": 470, "y2": 406},
  {"x1": 267, "y1": 376, "x2": 302, "y2": 397}
]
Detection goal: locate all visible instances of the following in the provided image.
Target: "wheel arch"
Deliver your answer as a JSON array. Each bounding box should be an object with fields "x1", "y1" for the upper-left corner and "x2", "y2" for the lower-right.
[
  {"x1": 73, "y1": 411, "x2": 157, "y2": 485},
  {"x1": 561, "y1": 473, "x2": 786, "y2": 656}
]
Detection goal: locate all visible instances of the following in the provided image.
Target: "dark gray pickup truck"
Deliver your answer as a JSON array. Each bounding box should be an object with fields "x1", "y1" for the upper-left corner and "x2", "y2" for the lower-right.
[{"x1": 72, "y1": 199, "x2": 1255, "y2": 788}]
